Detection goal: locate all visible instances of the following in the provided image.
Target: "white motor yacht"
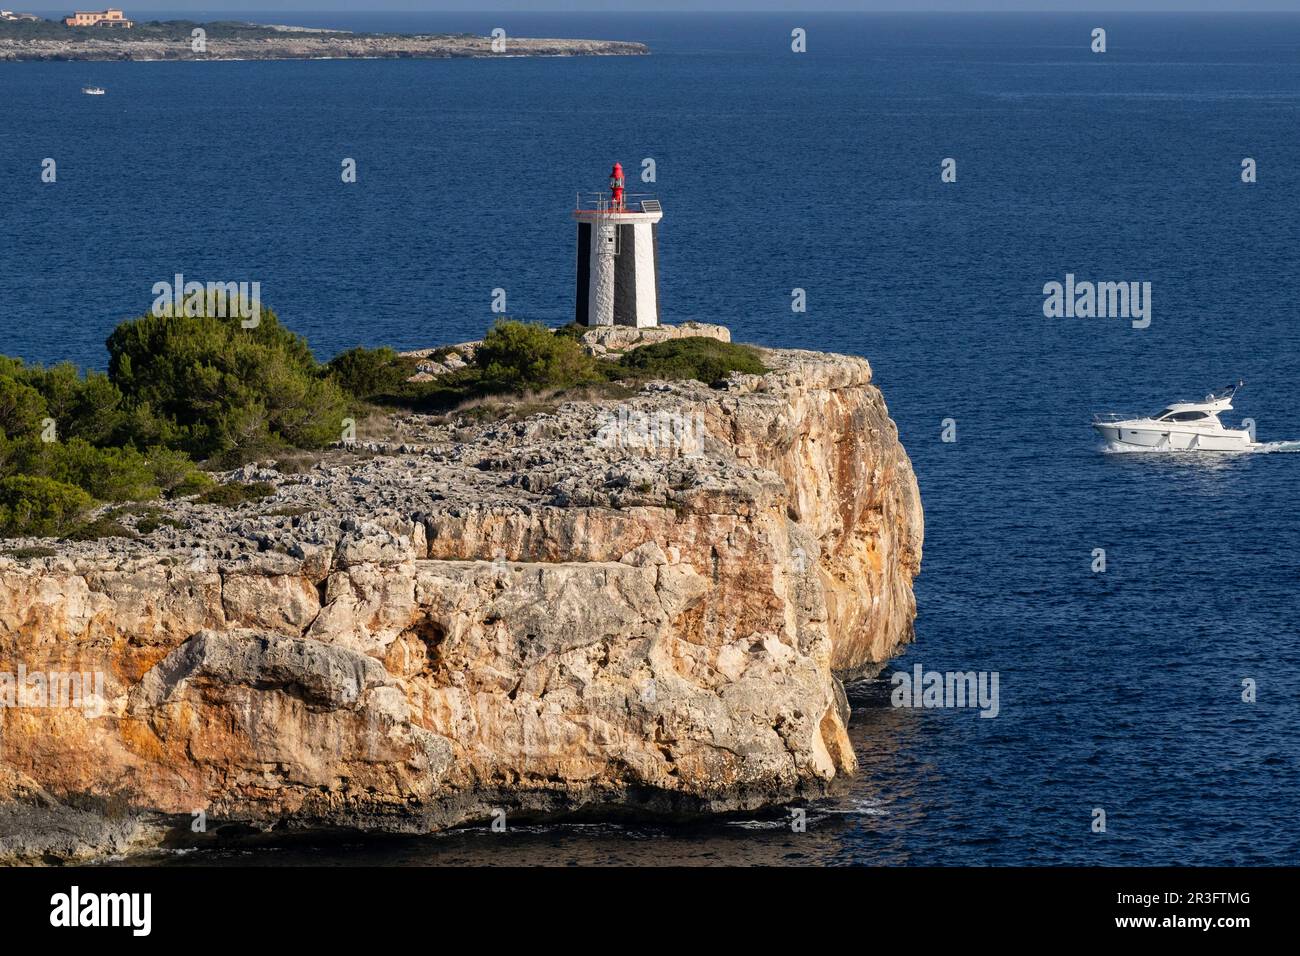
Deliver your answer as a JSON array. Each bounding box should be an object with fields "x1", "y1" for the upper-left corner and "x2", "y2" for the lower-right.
[
  {"x1": 82, "y1": 86, "x2": 106, "y2": 96},
  {"x1": 1093, "y1": 383, "x2": 1255, "y2": 452}
]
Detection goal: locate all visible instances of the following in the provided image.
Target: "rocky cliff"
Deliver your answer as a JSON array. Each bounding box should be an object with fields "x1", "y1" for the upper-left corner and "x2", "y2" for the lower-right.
[{"x1": 0, "y1": 337, "x2": 921, "y2": 863}]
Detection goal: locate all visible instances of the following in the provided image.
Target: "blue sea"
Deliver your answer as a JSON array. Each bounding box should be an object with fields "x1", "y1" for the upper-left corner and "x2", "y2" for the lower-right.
[{"x1": 3, "y1": 11, "x2": 1299, "y2": 866}]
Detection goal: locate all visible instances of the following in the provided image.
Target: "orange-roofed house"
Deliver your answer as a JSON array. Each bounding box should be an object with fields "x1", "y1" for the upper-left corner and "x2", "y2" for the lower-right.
[{"x1": 63, "y1": 8, "x2": 133, "y2": 28}]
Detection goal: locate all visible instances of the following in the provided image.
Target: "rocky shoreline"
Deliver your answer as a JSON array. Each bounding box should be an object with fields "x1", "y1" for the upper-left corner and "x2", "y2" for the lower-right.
[
  {"x1": 0, "y1": 34, "x2": 649, "y2": 63},
  {"x1": 0, "y1": 327, "x2": 922, "y2": 864}
]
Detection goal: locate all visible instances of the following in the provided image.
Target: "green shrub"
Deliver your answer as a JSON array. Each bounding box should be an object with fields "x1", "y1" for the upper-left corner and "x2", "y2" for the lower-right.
[
  {"x1": 0, "y1": 433, "x2": 24, "y2": 477},
  {"x1": 169, "y1": 469, "x2": 216, "y2": 498},
  {"x1": 263, "y1": 505, "x2": 314, "y2": 518},
  {"x1": 0, "y1": 475, "x2": 94, "y2": 538},
  {"x1": 21, "y1": 363, "x2": 126, "y2": 446},
  {"x1": 108, "y1": 400, "x2": 184, "y2": 450},
  {"x1": 135, "y1": 515, "x2": 184, "y2": 534},
  {"x1": 37, "y1": 439, "x2": 161, "y2": 503},
  {"x1": 250, "y1": 361, "x2": 348, "y2": 451},
  {"x1": 327, "y1": 346, "x2": 417, "y2": 399},
  {"x1": 104, "y1": 503, "x2": 184, "y2": 535},
  {"x1": 610, "y1": 337, "x2": 768, "y2": 385},
  {"x1": 552, "y1": 322, "x2": 586, "y2": 341},
  {"x1": 360, "y1": 365, "x2": 483, "y2": 414},
  {"x1": 0, "y1": 375, "x2": 48, "y2": 439},
  {"x1": 475, "y1": 320, "x2": 600, "y2": 394},
  {"x1": 3, "y1": 546, "x2": 57, "y2": 561},
  {"x1": 3, "y1": 437, "x2": 211, "y2": 503},
  {"x1": 21, "y1": 361, "x2": 80, "y2": 423},
  {"x1": 61, "y1": 516, "x2": 136, "y2": 542},
  {"x1": 143, "y1": 445, "x2": 206, "y2": 495},
  {"x1": 106, "y1": 308, "x2": 348, "y2": 461},
  {"x1": 195, "y1": 481, "x2": 276, "y2": 507},
  {"x1": 64, "y1": 371, "x2": 127, "y2": 445}
]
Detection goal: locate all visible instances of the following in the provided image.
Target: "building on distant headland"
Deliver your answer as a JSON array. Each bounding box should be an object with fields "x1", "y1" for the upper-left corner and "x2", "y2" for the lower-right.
[
  {"x1": 63, "y1": 8, "x2": 133, "y2": 28},
  {"x1": 0, "y1": 10, "x2": 43, "y2": 20}
]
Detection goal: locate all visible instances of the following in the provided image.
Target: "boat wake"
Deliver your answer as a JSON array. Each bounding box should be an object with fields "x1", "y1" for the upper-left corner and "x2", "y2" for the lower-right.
[
  {"x1": 1252, "y1": 440, "x2": 1300, "y2": 453},
  {"x1": 1101, "y1": 439, "x2": 1300, "y2": 455}
]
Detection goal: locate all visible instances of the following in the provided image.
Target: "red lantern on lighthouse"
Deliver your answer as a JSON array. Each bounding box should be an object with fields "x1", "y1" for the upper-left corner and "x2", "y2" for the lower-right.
[{"x1": 609, "y1": 162, "x2": 625, "y2": 210}]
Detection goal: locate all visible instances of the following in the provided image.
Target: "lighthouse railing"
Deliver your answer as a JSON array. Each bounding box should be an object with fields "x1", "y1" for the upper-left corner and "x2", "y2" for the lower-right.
[{"x1": 574, "y1": 191, "x2": 660, "y2": 214}]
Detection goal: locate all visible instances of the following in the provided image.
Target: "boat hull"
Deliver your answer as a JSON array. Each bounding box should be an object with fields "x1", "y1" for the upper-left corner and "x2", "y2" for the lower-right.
[{"x1": 1094, "y1": 422, "x2": 1254, "y2": 452}]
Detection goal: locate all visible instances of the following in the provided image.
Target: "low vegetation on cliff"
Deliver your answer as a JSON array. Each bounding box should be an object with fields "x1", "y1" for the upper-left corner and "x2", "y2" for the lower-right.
[
  {"x1": 0, "y1": 308, "x2": 765, "y2": 539},
  {"x1": 334, "y1": 319, "x2": 767, "y2": 409}
]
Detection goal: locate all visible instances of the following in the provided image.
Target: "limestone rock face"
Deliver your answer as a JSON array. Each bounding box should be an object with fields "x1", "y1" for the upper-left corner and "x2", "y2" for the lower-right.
[
  {"x1": 0, "y1": 345, "x2": 921, "y2": 861},
  {"x1": 577, "y1": 321, "x2": 732, "y2": 356}
]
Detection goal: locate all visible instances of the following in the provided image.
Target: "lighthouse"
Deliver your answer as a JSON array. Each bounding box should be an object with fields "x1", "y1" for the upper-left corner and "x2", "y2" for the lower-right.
[{"x1": 573, "y1": 162, "x2": 664, "y2": 328}]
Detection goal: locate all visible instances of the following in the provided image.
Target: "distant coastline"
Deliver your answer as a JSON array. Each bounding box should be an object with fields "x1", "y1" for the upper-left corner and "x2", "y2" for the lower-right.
[{"x1": 0, "y1": 18, "x2": 649, "y2": 62}]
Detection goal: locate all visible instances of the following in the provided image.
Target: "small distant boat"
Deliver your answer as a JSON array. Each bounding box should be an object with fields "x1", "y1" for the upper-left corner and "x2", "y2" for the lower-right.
[
  {"x1": 1093, "y1": 382, "x2": 1255, "y2": 452},
  {"x1": 81, "y1": 86, "x2": 106, "y2": 96}
]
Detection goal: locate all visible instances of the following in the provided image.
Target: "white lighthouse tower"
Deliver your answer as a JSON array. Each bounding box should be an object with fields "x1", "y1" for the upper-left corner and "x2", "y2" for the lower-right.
[{"x1": 573, "y1": 162, "x2": 663, "y2": 328}]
